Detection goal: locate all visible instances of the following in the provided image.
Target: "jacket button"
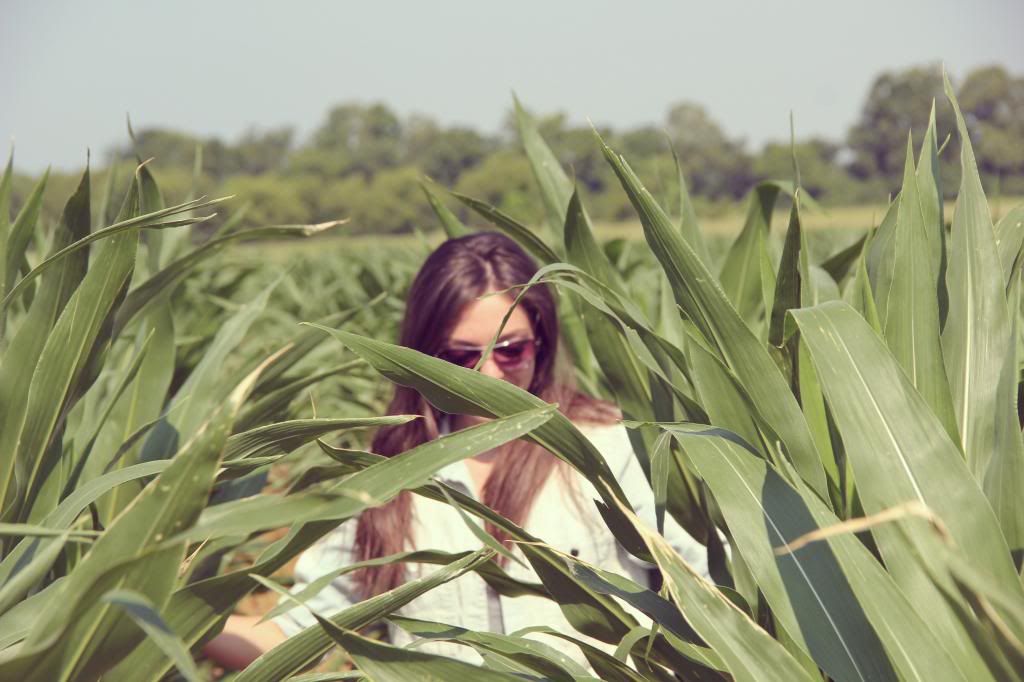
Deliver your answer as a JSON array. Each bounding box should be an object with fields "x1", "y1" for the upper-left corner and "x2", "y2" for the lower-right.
[{"x1": 570, "y1": 548, "x2": 579, "y2": 557}]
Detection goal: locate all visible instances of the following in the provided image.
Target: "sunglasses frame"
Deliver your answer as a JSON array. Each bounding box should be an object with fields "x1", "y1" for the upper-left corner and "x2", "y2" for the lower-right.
[{"x1": 438, "y1": 336, "x2": 541, "y2": 371}]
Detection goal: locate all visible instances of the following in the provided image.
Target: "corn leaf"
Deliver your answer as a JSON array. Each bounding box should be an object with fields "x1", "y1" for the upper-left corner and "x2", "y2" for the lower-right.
[
  {"x1": 599, "y1": 135, "x2": 829, "y2": 499},
  {"x1": 619, "y1": 498, "x2": 815, "y2": 682},
  {"x1": 791, "y1": 301, "x2": 1022, "y2": 665},
  {"x1": 668, "y1": 424, "x2": 971, "y2": 682},
  {"x1": 940, "y1": 71, "x2": 1011, "y2": 477}
]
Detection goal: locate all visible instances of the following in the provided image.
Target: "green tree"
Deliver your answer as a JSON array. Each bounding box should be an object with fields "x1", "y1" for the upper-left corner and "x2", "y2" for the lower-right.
[
  {"x1": 455, "y1": 149, "x2": 543, "y2": 224},
  {"x1": 959, "y1": 65, "x2": 1024, "y2": 185},
  {"x1": 225, "y1": 127, "x2": 294, "y2": 176},
  {"x1": 664, "y1": 102, "x2": 753, "y2": 199},
  {"x1": 404, "y1": 116, "x2": 497, "y2": 185},
  {"x1": 754, "y1": 138, "x2": 864, "y2": 203},
  {"x1": 846, "y1": 64, "x2": 955, "y2": 188},
  {"x1": 295, "y1": 103, "x2": 404, "y2": 178}
]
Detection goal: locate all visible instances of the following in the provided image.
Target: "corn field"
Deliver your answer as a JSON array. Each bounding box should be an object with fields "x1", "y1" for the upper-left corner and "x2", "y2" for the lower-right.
[{"x1": 1, "y1": 70, "x2": 1023, "y2": 681}]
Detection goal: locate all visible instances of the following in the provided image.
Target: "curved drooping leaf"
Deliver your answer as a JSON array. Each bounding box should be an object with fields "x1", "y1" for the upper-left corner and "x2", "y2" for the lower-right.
[
  {"x1": 233, "y1": 552, "x2": 493, "y2": 682},
  {"x1": 101, "y1": 589, "x2": 202, "y2": 682},
  {"x1": 178, "y1": 407, "x2": 555, "y2": 542},
  {"x1": 316, "y1": 614, "x2": 535, "y2": 682},
  {"x1": 111, "y1": 222, "x2": 342, "y2": 339},
  {"x1": 310, "y1": 325, "x2": 650, "y2": 558},
  {"x1": 389, "y1": 615, "x2": 590, "y2": 681},
  {"x1": 0, "y1": 194, "x2": 226, "y2": 313},
  {"x1": 107, "y1": 407, "x2": 539, "y2": 680},
  {"x1": 450, "y1": 192, "x2": 559, "y2": 265},
  {"x1": 598, "y1": 135, "x2": 829, "y2": 499},
  {"x1": 222, "y1": 416, "x2": 413, "y2": 462}
]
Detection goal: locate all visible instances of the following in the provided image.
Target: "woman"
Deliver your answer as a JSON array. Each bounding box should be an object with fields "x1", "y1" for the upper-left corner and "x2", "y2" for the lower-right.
[{"x1": 205, "y1": 232, "x2": 711, "y2": 670}]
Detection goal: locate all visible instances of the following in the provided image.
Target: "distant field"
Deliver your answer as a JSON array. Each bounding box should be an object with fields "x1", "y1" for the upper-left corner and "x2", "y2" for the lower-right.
[{"x1": 243, "y1": 196, "x2": 1024, "y2": 263}]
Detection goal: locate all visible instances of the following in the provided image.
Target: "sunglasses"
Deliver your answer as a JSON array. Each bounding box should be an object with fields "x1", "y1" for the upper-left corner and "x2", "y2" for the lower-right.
[{"x1": 438, "y1": 337, "x2": 540, "y2": 371}]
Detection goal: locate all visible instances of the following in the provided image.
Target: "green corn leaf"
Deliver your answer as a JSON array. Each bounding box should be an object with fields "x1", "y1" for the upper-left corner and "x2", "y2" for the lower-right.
[
  {"x1": 821, "y1": 233, "x2": 867, "y2": 286},
  {"x1": 667, "y1": 424, "x2": 968, "y2": 682},
  {"x1": 719, "y1": 182, "x2": 782, "y2": 327},
  {"x1": 101, "y1": 589, "x2": 202, "y2": 682},
  {"x1": 309, "y1": 325, "x2": 648, "y2": 558},
  {"x1": 941, "y1": 70, "x2": 1011, "y2": 476},
  {"x1": 1, "y1": 358, "x2": 258, "y2": 680},
  {"x1": 513, "y1": 94, "x2": 572, "y2": 242},
  {"x1": 421, "y1": 180, "x2": 470, "y2": 238},
  {"x1": 222, "y1": 416, "x2": 413, "y2": 463},
  {"x1": 235, "y1": 359, "x2": 368, "y2": 431},
  {"x1": 563, "y1": 189, "x2": 651, "y2": 426},
  {"x1": 0, "y1": 148, "x2": 12, "y2": 245},
  {"x1": 985, "y1": 269, "x2": 1024, "y2": 556},
  {"x1": 670, "y1": 145, "x2": 712, "y2": 267},
  {"x1": 791, "y1": 301, "x2": 1023, "y2": 661},
  {"x1": 156, "y1": 280, "x2": 277, "y2": 446},
  {"x1": 882, "y1": 137, "x2": 958, "y2": 442},
  {"x1": 0, "y1": 532, "x2": 69, "y2": 616},
  {"x1": 111, "y1": 222, "x2": 341, "y2": 340},
  {"x1": 253, "y1": 297, "x2": 383, "y2": 394},
  {"x1": 866, "y1": 199, "x2": 899, "y2": 319},
  {"x1": 842, "y1": 232, "x2": 883, "y2": 334},
  {"x1": 417, "y1": 480, "x2": 705, "y2": 675},
  {"x1": 0, "y1": 194, "x2": 226, "y2": 314},
  {"x1": 0, "y1": 171, "x2": 140, "y2": 523},
  {"x1": 178, "y1": 407, "x2": 555, "y2": 542},
  {"x1": 315, "y1": 614, "x2": 532, "y2": 682},
  {"x1": 261, "y1": 548, "x2": 545, "y2": 625},
  {"x1": 915, "y1": 103, "x2": 948, "y2": 320},
  {"x1": 84, "y1": 307, "x2": 176, "y2": 520},
  {"x1": 0, "y1": 577, "x2": 63, "y2": 652},
  {"x1": 450, "y1": 192, "x2": 559, "y2": 264},
  {"x1": 616, "y1": 497, "x2": 815, "y2": 682},
  {"x1": 2, "y1": 168, "x2": 48, "y2": 300},
  {"x1": 768, "y1": 199, "x2": 804, "y2": 349},
  {"x1": 231, "y1": 551, "x2": 492, "y2": 682},
  {"x1": 508, "y1": 626, "x2": 650, "y2": 682},
  {"x1": 0, "y1": 166, "x2": 90, "y2": 518},
  {"x1": 995, "y1": 206, "x2": 1024, "y2": 289},
  {"x1": 390, "y1": 615, "x2": 590, "y2": 681}
]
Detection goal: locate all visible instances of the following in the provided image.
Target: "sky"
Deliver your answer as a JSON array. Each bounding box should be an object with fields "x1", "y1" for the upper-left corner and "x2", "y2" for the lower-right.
[{"x1": 3, "y1": 0, "x2": 1023, "y2": 173}]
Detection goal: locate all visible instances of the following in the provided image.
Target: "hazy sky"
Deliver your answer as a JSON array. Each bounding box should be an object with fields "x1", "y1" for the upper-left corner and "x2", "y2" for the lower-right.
[{"x1": 3, "y1": 0, "x2": 1022, "y2": 172}]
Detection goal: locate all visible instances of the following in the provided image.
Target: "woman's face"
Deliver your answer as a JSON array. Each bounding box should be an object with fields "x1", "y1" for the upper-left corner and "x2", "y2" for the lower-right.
[{"x1": 443, "y1": 291, "x2": 538, "y2": 391}]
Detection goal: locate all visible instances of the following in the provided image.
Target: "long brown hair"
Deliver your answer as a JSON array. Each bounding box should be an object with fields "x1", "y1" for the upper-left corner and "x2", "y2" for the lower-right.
[{"x1": 354, "y1": 232, "x2": 618, "y2": 598}]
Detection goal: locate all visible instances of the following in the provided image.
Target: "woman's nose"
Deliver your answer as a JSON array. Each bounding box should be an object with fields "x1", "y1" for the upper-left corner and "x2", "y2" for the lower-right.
[{"x1": 478, "y1": 355, "x2": 506, "y2": 381}]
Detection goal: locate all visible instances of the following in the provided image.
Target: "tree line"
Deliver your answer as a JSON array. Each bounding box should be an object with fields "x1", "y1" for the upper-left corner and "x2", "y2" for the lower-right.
[{"x1": 10, "y1": 63, "x2": 1024, "y2": 233}]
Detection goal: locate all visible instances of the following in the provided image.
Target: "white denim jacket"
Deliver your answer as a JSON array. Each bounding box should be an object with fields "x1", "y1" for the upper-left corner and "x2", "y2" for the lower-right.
[{"x1": 273, "y1": 422, "x2": 712, "y2": 667}]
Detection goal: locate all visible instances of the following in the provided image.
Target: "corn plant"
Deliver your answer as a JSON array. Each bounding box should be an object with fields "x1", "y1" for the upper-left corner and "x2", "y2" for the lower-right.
[
  {"x1": 0, "y1": 151, "x2": 501, "y2": 680},
  {"x1": 235, "y1": 71, "x2": 1024, "y2": 681},
  {"x1": 3, "y1": 63, "x2": 1024, "y2": 681}
]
